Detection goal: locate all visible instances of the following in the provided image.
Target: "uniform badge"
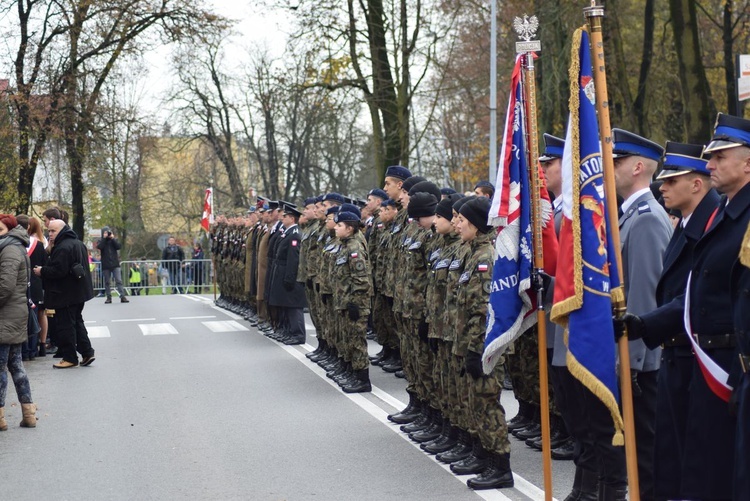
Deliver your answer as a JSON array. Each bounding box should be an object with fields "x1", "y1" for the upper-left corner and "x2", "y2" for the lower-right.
[
  {"x1": 458, "y1": 271, "x2": 471, "y2": 284},
  {"x1": 392, "y1": 224, "x2": 402, "y2": 233},
  {"x1": 408, "y1": 241, "x2": 421, "y2": 250},
  {"x1": 477, "y1": 263, "x2": 489, "y2": 272},
  {"x1": 403, "y1": 237, "x2": 412, "y2": 247},
  {"x1": 292, "y1": 240, "x2": 298, "y2": 247},
  {"x1": 350, "y1": 252, "x2": 359, "y2": 258},
  {"x1": 637, "y1": 202, "x2": 651, "y2": 214},
  {"x1": 435, "y1": 259, "x2": 450, "y2": 270},
  {"x1": 429, "y1": 250, "x2": 441, "y2": 262},
  {"x1": 449, "y1": 260, "x2": 462, "y2": 271},
  {"x1": 336, "y1": 256, "x2": 347, "y2": 265}
]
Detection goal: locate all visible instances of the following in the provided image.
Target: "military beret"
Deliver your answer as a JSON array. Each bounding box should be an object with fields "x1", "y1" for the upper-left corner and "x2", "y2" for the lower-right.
[
  {"x1": 303, "y1": 197, "x2": 317, "y2": 206},
  {"x1": 335, "y1": 211, "x2": 360, "y2": 223},
  {"x1": 408, "y1": 181, "x2": 441, "y2": 201},
  {"x1": 368, "y1": 188, "x2": 388, "y2": 200},
  {"x1": 656, "y1": 142, "x2": 710, "y2": 180},
  {"x1": 612, "y1": 128, "x2": 664, "y2": 161},
  {"x1": 440, "y1": 187, "x2": 457, "y2": 196},
  {"x1": 323, "y1": 192, "x2": 345, "y2": 205},
  {"x1": 539, "y1": 133, "x2": 565, "y2": 162},
  {"x1": 381, "y1": 198, "x2": 397, "y2": 208},
  {"x1": 705, "y1": 113, "x2": 750, "y2": 153},
  {"x1": 339, "y1": 203, "x2": 361, "y2": 219},
  {"x1": 326, "y1": 206, "x2": 341, "y2": 216},
  {"x1": 385, "y1": 165, "x2": 412, "y2": 181},
  {"x1": 460, "y1": 197, "x2": 493, "y2": 234},
  {"x1": 474, "y1": 180, "x2": 495, "y2": 190}
]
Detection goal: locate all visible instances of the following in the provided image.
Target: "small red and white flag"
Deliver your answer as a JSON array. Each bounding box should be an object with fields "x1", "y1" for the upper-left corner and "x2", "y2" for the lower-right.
[
  {"x1": 477, "y1": 263, "x2": 489, "y2": 272},
  {"x1": 200, "y1": 188, "x2": 214, "y2": 232},
  {"x1": 350, "y1": 252, "x2": 359, "y2": 258}
]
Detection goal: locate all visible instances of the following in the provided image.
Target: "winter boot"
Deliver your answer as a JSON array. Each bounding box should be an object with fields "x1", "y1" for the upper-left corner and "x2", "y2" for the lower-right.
[
  {"x1": 342, "y1": 368, "x2": 372, "y2": 393},
  {"x1": 20, "y1": 403, "x2": 37, "y2": 428},
  {"x1": 466, "y1": 452, "x2": 514, "y2": 490}
]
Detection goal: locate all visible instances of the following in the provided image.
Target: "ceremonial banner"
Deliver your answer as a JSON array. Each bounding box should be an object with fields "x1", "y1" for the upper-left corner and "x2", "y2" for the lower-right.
[
  {"x1": 201, "y1": 188, "x2": 214, "y2": 232},
  {"x1": 484, "y1": 56, "x2": 557, "y2": 372},
  {"x1": 550, "y1": 27, "x2": 625, "y2": 445}
]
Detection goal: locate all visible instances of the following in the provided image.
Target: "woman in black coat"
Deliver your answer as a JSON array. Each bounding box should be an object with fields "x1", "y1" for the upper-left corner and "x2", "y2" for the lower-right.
[{"x1": 25, "y1": 217, "x2": 48, "y2": 357}]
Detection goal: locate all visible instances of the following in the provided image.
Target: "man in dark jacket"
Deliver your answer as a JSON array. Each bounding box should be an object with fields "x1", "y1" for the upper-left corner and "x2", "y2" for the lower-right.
[
  {"x1": 95, "y1": 226, "x2": 129, "y2": 304},
  {"x1": 34, "y1": 220, "x2": 95, "y2": 368},
  {"x1": 268, "y1": 204, "x2": 307, "y2": 344},
  {"x1": 161, "y1": 237, "x2": 185, "y2": 294}
]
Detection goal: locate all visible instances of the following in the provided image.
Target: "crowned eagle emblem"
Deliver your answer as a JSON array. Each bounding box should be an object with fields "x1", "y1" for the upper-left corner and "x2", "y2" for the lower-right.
[{"x1": 513, "y1": 15, "x2": 539, "y2": 42}]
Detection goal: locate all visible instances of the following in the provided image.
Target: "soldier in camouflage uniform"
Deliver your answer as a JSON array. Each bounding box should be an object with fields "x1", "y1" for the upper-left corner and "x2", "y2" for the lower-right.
[
  {"x1": 451, "y1": 197, "x2": 513, "y2": 490},
  {"x1": 370, "y1": 199, "x2": 399, "y2": 368},
  {"x1": 330, "y1": 206, "x2": 372, "y2": 393}
]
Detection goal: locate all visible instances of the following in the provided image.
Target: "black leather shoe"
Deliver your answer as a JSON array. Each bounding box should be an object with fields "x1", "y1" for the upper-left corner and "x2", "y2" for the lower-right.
[
  {"x1": 283, "y1": 337, "x2": 305, "y2": 345},
  {"x1": 394, "y1": 369, "x2": 406, "y2": 378},
  {"x1": 466, "y1": 453, "x2": 514, "y2": 490},
  {"x1": 551, "y1": 438, "x2": 576, "y2": 460},
  {"x1": 526, "y1": 427, "x2": 570, "y2": 450}
]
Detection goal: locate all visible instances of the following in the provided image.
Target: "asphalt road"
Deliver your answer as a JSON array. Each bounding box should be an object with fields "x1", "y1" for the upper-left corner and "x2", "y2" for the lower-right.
[{"x1": 1, "y1": 294, "x2": 574, "y2": 501}]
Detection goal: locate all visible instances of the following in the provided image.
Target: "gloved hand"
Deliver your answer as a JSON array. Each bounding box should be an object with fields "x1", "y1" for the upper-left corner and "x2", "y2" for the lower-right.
[
  {"x1": 347, "y1": 303, "x2": 360, "y2": 321},
  {"x1": 428, "y1": 338, "x2": 439, "y2": 353},
  {"x1": 418, "y1": 320, "x2": 429, "y2": 343},
  {"x1": 630, "y1": 370, "x2": 643, "y2": 397},
  {"x1": 613, "y1": 312, "x2": 645, "y2": 342},
  {"x1": 321, "y1": 293, "x2": 331, "y2": 304},
  {"x1": 306, "y1": 279, "x2": 313, "y2": 288},
  {"x1": 283, "y1": 280, "x2": 295, "y2": 291},
  {"x1": 464, "y1": 351, "x2": 485, "y2": 380}
]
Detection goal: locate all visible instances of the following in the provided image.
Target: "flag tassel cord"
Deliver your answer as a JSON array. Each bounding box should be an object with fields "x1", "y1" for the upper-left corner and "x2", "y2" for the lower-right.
[
  {"x1": 520, "y1": 52, "x2": 554, "y2": 501},
  {"x1": 584, "y1": 4, "x2": 641, "y2": 499}
]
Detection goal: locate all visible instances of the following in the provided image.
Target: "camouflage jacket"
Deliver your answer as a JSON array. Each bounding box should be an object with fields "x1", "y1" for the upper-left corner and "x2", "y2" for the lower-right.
[
  {"x1": 452, "y1": 233, "x2": 495, "y2": 357},
  {"x1": 333, "y1": 235, "x2": 372, "y2": 312},
  {"x1": 393, "y1": 217, "x2": 420, "y2": 314},
  {"x1": 426, "y1": 232, "x2": 461, "y2": 338},
  {"x1": 373, "y1": 219, "x2": 393, "y2": 292},
  {"x1": 297, "y1": 221, "x2": 312, "y2": 283},
  {"x1": 402, "y1": 226, "x2": 434, "y2": 320},
  {"x1": 382, "y1": 208, "x2": 408, "y2": 298},
  {"x1": 319, "y1": 233, "x2": 339, "y2": 295},
  {"x1": 442, "y1": 238, "x2": 472, "y2": 344},
  {"x1": 310, "y1": 220, "x2": 328, "y2": 284}
]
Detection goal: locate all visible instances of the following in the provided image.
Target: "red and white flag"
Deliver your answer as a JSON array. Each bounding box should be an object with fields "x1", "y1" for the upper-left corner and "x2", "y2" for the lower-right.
[{"x1": 200, "y1": 188, "x2": 214, "y2": 232}]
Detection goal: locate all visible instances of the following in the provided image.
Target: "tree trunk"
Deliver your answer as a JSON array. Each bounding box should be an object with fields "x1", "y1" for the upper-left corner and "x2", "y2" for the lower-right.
[
  {"x1": 723, "y1": 0, "x2": 738, "y2": 116},
  {"x1": 669, "y1": 0, "x2": 716, "y2": 143},
  {"x1": 603, "y1": 0, "x2": 636, "y2": 131},
  {"x1": 634, "y1": 0, "x2": 655, "y2": 137}
]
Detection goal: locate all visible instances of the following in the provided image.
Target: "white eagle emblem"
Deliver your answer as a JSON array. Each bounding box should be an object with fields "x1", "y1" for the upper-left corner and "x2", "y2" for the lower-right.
[{"x1": 513, "y1": 15, "x2": 539, "y2": 42}]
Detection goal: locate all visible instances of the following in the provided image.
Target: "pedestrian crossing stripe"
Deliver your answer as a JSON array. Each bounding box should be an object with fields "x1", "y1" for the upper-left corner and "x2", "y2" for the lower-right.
[
  {"x1": 139, "y1": 323, "x2": 178, "y2": 335},
  {"x1": 202, "y1": 320, "x2": 249, "y2": 332},
  {"x1": 87, "y1": 326, "x2": 111, "y2": 338}
]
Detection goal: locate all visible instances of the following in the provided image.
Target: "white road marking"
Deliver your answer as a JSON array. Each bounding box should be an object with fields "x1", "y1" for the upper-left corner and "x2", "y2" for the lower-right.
[
  {"x1": 87, "y1": 326, "x2": 111, "y2": 338},
  {"x1": 202, "y1": 320, "x2": 249, "y2": 332},
  {"x1": 112, "y1": 318, "x2": 156, "y2": 323},
  {"x1": 305, "y1": 323, "x2": 316, "y2": 330},
  {"x1": 139, "y1": 323, "x2": 178, "y2": 335},
  {"x1": 170, "y1": 315, "x2": 217, "y2": 320},
  {"x1": 84, "y1": 320, "x2": 97, "y2": 324}
]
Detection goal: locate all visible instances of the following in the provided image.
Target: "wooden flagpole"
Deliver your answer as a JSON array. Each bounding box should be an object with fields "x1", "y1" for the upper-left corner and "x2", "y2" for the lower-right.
[
  {"x1": 516, "y1": 18, "x2": 553, "y2": 500},
  {"x1": 583, "y1": 3, "x2": 640, "y2": 499}
]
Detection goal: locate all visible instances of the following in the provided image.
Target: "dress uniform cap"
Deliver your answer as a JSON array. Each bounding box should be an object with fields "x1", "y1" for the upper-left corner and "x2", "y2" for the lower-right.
[
  {"x1": 354, "y1": 199, "x2": 367, "y2": 208},
  {"x1": 323, "y1": 192, "x2": 345, "y2": 204},
  {"x1": 407, "y1": 192, "x2": 438, "y2": 219},
  {"x1": 401, "y1": 176, "x2": 427, "y2": 194},
  {"x1": 656, "y1": 141, "x2": 710, "y2": 180},
  {"x1": 334, "y1": 211, "x2": 360, "y2": 223},
  {"x1": 539, "y1": 133, "x2": 565, "y2": 162},
  {"x1": 612, "y1": 128, "x2": 664, "y2": 161},
  {"x1": 440, "y1": 187, "x2": 457, "y2": 196},
  {"x1": 436, "y1": 193, "x2": 462, "y2": 220},
  {"x1": 408, "y1": 181, "x2": 441, "y2": 201},
  {"x1": 704, "y1": 113, "x2": 750, "y2": 153},
  {"x1": 247, "y1": 206, "x2": 257, "y2": 214},
  {"x1": 385, "y1": 165, "x2": 412, "y2": 181},
  {"x1": 368, "y1": 188, "x2": 388, "y2": 200},
  {"x1": 459, "y1": 197, "x2": 493, "y2": 234},
  {"x1": 343, "y1": 196, "x2": 354, "y2": 205},
  {"x1": 268, "y1": 200, "x2": 280, "y2": 210},
  {"x1": 339, "y1": 203, "x2": 361, "y2": 219},
  {"x1": 283, "y1": 204, "x2": 302, "y2": 218}
]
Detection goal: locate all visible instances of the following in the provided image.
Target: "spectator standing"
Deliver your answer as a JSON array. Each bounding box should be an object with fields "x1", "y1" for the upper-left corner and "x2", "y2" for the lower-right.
[
  {"x1": 161, "y1": 237, "x2": 184, "y2": 294},
  {"x1": 192, "y1": 243, "x2": 205, "y2": 293},
  {"x1": 0, "y1": 214, "x2": 38, "y2": 429},
  {"x1": 34, "y1": 220, "x2": 96, "y2": 368},
  {"x1": 95, "y1": 227, "x2": 129, "y2": 304},
  {"x1": 16, "y1": 215, "x2": 48, "y2": 359}
]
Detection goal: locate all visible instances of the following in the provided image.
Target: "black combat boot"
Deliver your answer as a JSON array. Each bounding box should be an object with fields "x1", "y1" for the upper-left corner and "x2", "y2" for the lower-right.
[
  {"x1": 507, "y1": 400, "x2": 532, "y2": 432},
  {"x1": 381, "y1": 351, "x2": 403, "y2": 373},
  {"x1": 316, "y1": 347, "x2": 337, "y2": 367},
  {"x1": 306, "y1": 340, "x2": 325, "y2": 359},
  {"x1": 400, "y1": 404, "x2": 433, "y2": 434},
  {"x1": 341, "y1": 368, "x2": 372, "y2": 393},
  {"x1": 387, "y1": 391, "x2": 421, "y2": 424},
  {"x1": 334, "y1": 363, "x2": 355, "y2": 386},
  {"x1": 369, "y1": 346, "x2": 386, "y2": 364},
  {"x1": 514, "y1": 422, "x2": 542, "y2": 440},
  {"x1": 450, "y1": 437, "x2": 489, "y2": 475},
  {"x1": 423, "y1": 420, "x2": 459, "y2": 454},
  {"x1": 437, "y1": 429, "x2": 472, "y2": 464},
  {"x1": 409, "y1": 409, "x2": 443, "y2": 443},
  {"x1": 527, "y1": 416, "x2": 570, "y2": 450},
  {"x1": 466, "y1": 452, "x2": 514, "y2": 490},
  {"x1": 421, "y1": 417, "x2": 450, "y2": 450},
  {"x1": 551, "y1": 436, "x2": 576, "y2": 460},
  {"x1": 326, "y1": 359, "x2": 347, "y2": 379}
]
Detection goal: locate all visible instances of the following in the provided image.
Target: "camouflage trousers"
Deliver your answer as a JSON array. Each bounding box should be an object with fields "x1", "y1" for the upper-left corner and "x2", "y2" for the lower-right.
[
  {"x1": 468, "y1": 363, "x2": 511, "y2": 455},
  {"x1": 430, "y1": 340, "x2": 449, "y2": 416},
  {"x1": 409, "y1": 318, "x2": 436, "y2": 405},
  {"x1": 506, "y1": 326, "x2": 560, "y2": 416},
  {"x1": 305, "y1": 284, "x2": 322, "y2": 342},
  {"x1": 373, "y1": 293, "x2": 398, "y2": 349},
  {"x1": 394, "y1": 311, "x2": 417, "y2": 395},
  {"x1": 339, "y1": 310, "x2": 370, "y2": 370}
]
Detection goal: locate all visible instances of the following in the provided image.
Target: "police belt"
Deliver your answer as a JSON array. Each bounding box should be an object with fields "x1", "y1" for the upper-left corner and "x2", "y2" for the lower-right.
[{"x1": 663, "y1": 333, "x2": 736, "y2": 350}]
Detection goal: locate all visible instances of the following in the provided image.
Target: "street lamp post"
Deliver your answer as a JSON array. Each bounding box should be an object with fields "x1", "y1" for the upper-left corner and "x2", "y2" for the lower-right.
[{"x1": 489, "y1": 0, "x2": 498, "y2": 185}]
